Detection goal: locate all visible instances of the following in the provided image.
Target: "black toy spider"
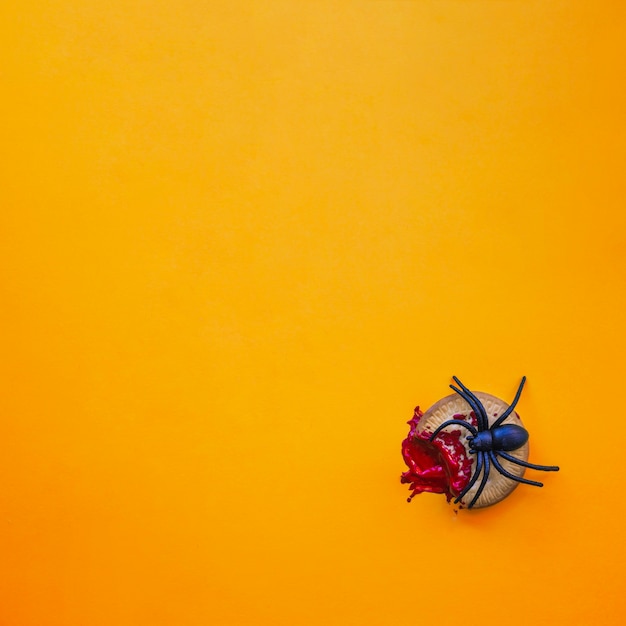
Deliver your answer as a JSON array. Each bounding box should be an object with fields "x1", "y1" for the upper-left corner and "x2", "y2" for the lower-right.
[{"x1": 429, "y1": 376, "x2": 559, "y2": 509}]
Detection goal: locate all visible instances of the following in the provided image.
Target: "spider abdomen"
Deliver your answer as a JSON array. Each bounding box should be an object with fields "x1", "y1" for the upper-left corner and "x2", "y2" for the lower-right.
[
  {"x1": 470, "y1": 423, "x2": 529, "y2": 452},
  {"x1": 493, "y1": 424, "x2": 529, "y2": 451}
]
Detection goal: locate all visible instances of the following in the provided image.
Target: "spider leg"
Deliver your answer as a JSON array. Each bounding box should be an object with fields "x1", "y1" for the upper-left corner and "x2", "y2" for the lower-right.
[
  {"x1": 454, "y1": 451, "x2": 483, "y2": 504},
  {"x1": 468, "y1": 452, "x2": 491, "y2": 509},
  {"x1": 450, "y1": 378, "x2": 488, "y2": 431},
  {"x1": 428, "y1": 419, "x2": 478, "y2": 442},
  {"x1": 492, "y1": 376, "x2": 526, "y2": 428},
  {"x1": 497, "y1": 451, "x2": 559, "y2": 472},
  {"x1": 451, "y1": 377, "x2": 489, "y2": 427},
  {"x1": 489, "y1": 451, "x2": 544, "y2": 487}
]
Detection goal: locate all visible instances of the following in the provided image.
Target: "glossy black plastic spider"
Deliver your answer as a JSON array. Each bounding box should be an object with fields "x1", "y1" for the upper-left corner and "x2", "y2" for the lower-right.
[{"x1": 429, "y1": 376, "x2": 559, "y2": 509}]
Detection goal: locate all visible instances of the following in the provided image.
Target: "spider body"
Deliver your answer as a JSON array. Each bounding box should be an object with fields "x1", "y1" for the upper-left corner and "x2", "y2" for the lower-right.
[
  {"x1": 428, "y1": 376, "x2": 559, "y2": 509},
  {"x1": 469, "y1": 423, "x2": 528, "y2": 452}
]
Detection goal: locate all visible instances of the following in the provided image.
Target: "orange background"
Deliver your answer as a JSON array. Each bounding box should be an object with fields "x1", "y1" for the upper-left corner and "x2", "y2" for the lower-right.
[{"x1": 1, "y1": 2, "x2": 625, "y2": 625}]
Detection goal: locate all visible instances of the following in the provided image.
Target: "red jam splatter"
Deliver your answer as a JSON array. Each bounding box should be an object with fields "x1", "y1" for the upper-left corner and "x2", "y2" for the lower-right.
[{"x1": 401, "y1": 406, "x2": 475, "y2": 504}]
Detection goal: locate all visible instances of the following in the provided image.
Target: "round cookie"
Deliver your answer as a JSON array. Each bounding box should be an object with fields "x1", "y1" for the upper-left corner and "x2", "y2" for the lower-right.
[
  {"x1": 426, "y1": 392, "x2": 527, "y2": 508},
  {"x1": 401, "y1": 391, "x2": 530, "y2": 509}
]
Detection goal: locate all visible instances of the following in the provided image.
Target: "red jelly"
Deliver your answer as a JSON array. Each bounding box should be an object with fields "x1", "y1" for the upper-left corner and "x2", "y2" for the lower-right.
[{"x1": 401, "y1": 406, "x2": 474, "y2": 504}]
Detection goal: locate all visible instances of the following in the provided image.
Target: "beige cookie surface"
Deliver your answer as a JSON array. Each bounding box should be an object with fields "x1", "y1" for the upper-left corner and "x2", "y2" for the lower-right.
[{"x1": 416, "y1": 392, "x2": 529, "y2": 509}]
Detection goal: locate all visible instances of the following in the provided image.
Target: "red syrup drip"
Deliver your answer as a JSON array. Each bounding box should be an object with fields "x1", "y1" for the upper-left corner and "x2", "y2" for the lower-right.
[{"x1": 400, "y1": 406, "x2": 475, "y2": 504}]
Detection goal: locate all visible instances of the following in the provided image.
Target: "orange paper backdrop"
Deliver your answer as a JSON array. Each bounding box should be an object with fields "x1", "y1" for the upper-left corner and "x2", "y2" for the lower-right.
[{"x1": 1, "y1": 2, "x2": 625, "y2": 625}]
